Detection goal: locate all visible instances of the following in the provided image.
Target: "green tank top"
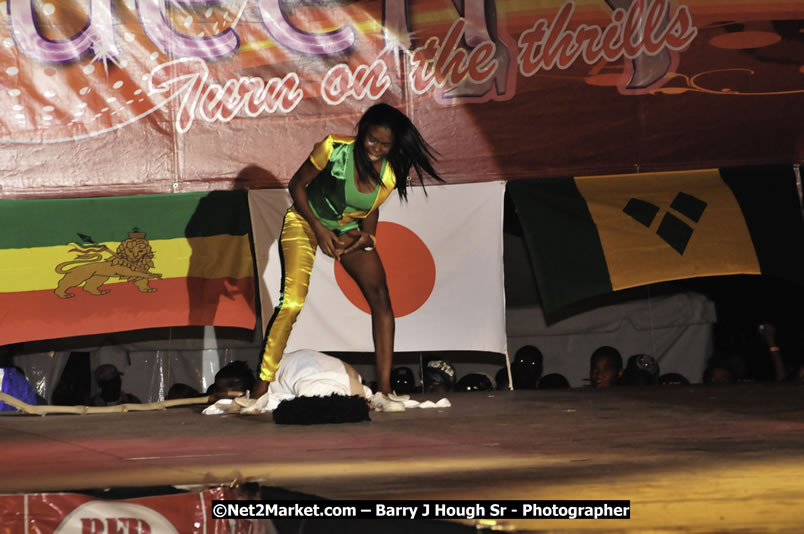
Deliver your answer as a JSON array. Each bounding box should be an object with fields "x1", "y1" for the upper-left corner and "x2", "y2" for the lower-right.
[{"x1": 310, "y1": 143, "x2": 383, "y2": 233}]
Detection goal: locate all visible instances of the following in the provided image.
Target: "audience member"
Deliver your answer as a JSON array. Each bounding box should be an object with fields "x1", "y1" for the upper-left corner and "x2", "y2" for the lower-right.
[
  {"x1": 422, "y1": 359, "x2": 455, "y2": 393},
  {"x1": 391, "y1": 366, "x2": 416, "y2": 395},
  {"x1": 454, "y1": 373, "x2": 494, "y2": 392},
  {"x1": 723, "y1": 351, "x2": 754, "y2": 383},
  {"x1": 0, "y1": 345, "x2": 43, "y2": 406},
  {"x1": 51, "y1": 351, "x2": 91, "y2": 406},
  {"x1": 0, "y1": 367, "x2": 37, "y2": 411},
  {"x1": 208, "y1": 360, "x2": 256, "y2": 399},
  {"x1": 538, "y1": 373, "x2": 570, "y2": 389},
  {"x1": 51, "y1": 379, "x2": 86, "y2": 405},
  {"x1": 620, "y1": 354, "x2": 660, "y2": 386},
  {"x1": 659, "y1": 373, "x2": 690, "y2": 385},
  {"x1": 702, "y1": 360, "x2": 736, "y2": 384},
  {"x1": 758, "y1": 322, "x2": 786, "y2": 382},
  {"x1": 90, "y1": 364, "x2": 141, "y2": 406},
  {"x1": 494, "y1": 367, "x2": 509, "y2": 391},
  {"x1": 510, "y1": 345, "x2": 543, "y2": 389},
  {"x1": 12, "y1": 366, "x2": 46, "y2": 405},
  {"x1": 589, "y1": 346, "x2": 623, "y2": 388},
  {"x1": 166, "y1": 383, "x2": 201, "y2": 400}
]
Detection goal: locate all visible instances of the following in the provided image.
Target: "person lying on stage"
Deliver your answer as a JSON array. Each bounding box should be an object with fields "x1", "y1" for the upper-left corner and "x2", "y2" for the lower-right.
[
  {"x1": 205, "y1": 349, "x2": 403, "y2": 418},
  {"x1": 252, "y1": 103, "x2": 444, "y2": 412},
  {"x1": 262, "y1": 349, "x2": 373, "y2": 408}
]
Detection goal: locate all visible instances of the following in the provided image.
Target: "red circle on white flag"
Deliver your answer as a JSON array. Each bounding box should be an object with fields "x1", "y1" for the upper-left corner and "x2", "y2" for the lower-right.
[{"x1": 334, "y1": 222, "x2": 436, "y2": 318}]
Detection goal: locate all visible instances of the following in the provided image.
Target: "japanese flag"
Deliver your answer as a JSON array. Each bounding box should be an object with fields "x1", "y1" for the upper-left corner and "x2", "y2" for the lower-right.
[{"x1": 248, "y1": 181, "x2": 506, "y2": 353}]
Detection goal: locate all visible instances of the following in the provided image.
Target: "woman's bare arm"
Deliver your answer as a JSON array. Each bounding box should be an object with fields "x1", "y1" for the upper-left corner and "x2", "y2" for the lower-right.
[{"x1": 288, "y1": 159, "x2": 344, "y2": 258}]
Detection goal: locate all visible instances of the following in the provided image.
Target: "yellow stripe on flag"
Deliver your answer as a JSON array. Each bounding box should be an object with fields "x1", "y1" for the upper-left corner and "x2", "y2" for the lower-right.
[
  {"x1": 575, "y1": 169, "x2": 761, "y2": 291},
  {"x1": 0, "y1": 234, "x2": 252, "y2": 293}
]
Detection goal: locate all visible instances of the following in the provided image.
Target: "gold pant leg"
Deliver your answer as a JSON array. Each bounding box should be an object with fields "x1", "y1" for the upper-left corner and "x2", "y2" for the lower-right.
[{"x1": 258, "y1": 207, "x2": 318, "y2": 382}]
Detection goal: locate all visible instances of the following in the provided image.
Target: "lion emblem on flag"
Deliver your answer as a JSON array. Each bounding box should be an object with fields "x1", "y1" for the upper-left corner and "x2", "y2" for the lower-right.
[{"x1": 54, "y1": 231, "x2": 163, "y2": 298}]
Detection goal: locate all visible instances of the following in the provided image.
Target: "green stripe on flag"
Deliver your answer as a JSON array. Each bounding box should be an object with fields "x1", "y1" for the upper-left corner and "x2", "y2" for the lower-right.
[
  {"x1": 508, "y1": 178, "x2": 612, "y2": 314},
  {"x1": 0, "y1": 191, "x2": 250, "y2": 248}
]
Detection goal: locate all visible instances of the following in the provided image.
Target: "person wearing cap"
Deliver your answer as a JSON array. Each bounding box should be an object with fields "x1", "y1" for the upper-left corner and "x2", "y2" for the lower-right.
[
  {"x1": 454, "y1": 372, "x2": 494, "y2": 392},
  {"x1": 620, "y1": 354, "x2": 660, "y2": 386},
  {"x1": 90, "y1": 364, "x2": 141, "y2": 406},
  {"x1": 422, "y1": 359, "x2": 456, "y2": 393}
]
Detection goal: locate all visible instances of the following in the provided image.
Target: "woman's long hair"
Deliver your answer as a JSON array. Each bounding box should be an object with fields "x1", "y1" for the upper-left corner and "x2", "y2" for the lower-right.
[{"x1": 353, "y1": 103, "x2": 444, "y2": 200}]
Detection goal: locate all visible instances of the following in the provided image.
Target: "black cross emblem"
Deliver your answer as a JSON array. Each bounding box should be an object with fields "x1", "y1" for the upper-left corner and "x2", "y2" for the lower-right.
[{"x1": 623, "y1": 193, "x2": 708, "y2": 255}]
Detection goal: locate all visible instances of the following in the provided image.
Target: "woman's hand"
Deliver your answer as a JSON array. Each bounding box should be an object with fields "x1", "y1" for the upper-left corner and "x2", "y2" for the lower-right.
[
  {"x1": 313, "y1": 224, "x2": 345, "y2": 259},
  {"x1": 339, "y1": 229, "x2": 375, "y2": 256}
]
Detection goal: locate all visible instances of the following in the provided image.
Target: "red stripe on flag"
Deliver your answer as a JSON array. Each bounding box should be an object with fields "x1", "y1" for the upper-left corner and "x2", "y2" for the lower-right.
[{"x1": 0, "y1": 277, "x2": 256, "y2": 344}]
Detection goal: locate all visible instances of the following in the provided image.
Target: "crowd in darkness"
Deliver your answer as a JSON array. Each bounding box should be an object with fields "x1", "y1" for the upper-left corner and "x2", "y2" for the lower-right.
[
  {"x1": 181, "y1": 314, "x2": 804, "y2": 399},
  {"x1": 391, "y1": 320, "x2": 804, "y2": 395},
  {"x1": 2, "y1": 317, "x2": 803, "y2": 410}
]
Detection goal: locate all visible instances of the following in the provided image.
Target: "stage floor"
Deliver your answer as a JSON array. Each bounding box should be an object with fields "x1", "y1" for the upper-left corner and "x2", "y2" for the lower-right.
[{"x1": 2, "y1": 384, "x2": 804, "y2": 532}]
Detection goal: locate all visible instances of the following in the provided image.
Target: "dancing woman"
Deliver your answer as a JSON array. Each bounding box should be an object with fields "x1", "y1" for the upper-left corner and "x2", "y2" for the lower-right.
[{"x1": 253, "y1": 103, "x2": 443, "y2": 409}]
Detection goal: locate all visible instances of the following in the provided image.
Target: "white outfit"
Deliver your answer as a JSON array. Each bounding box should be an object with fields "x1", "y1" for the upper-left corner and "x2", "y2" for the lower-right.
[
  {"x1": 267, "y1": 349, "x2": 372, "y2": 407},
  {"x1": 204, "y1": 350, "x2": 450, "y2": 415},
  {"x1": 204, "y1": 350, "x2": 370, "y2": 415}
]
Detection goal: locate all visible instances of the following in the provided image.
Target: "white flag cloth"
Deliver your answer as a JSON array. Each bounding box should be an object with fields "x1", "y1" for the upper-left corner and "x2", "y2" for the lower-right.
[{"x1": 248, "y1": 181, "x2": 506, "y2": 353}]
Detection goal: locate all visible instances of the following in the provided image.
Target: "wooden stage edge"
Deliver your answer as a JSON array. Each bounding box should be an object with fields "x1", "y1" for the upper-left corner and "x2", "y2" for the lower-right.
[{"x1": 2, "y1": 384, "x2": 804, "y2": 533}]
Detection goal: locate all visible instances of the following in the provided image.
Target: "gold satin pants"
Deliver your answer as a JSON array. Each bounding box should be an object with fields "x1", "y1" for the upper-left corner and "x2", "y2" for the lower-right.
[{"x1": 258, "y1": 206, "x2": 318, "y2": 382}]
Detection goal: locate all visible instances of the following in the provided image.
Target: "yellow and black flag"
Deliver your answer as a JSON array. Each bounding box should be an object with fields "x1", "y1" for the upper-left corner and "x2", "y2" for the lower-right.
[{"x1": 508, "y1": 166, "x2": 804, "y2": 315}]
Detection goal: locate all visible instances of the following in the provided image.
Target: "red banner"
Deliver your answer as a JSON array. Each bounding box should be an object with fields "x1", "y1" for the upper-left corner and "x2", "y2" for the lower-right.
[
  {"x1": 0, "y1": 1, "x2": 801, "y2": 199},
  {"x1": 0, "y1": 487, "x2": 262, "y2": 534}
]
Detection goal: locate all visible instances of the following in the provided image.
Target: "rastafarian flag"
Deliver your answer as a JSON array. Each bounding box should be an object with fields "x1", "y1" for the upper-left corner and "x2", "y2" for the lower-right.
[
  {"x1": 0, "y1": 191, "x2": 256, "y2": 345},
  {"x1": 509, "y1": 165, "x2": 804, "y2": 315}
]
